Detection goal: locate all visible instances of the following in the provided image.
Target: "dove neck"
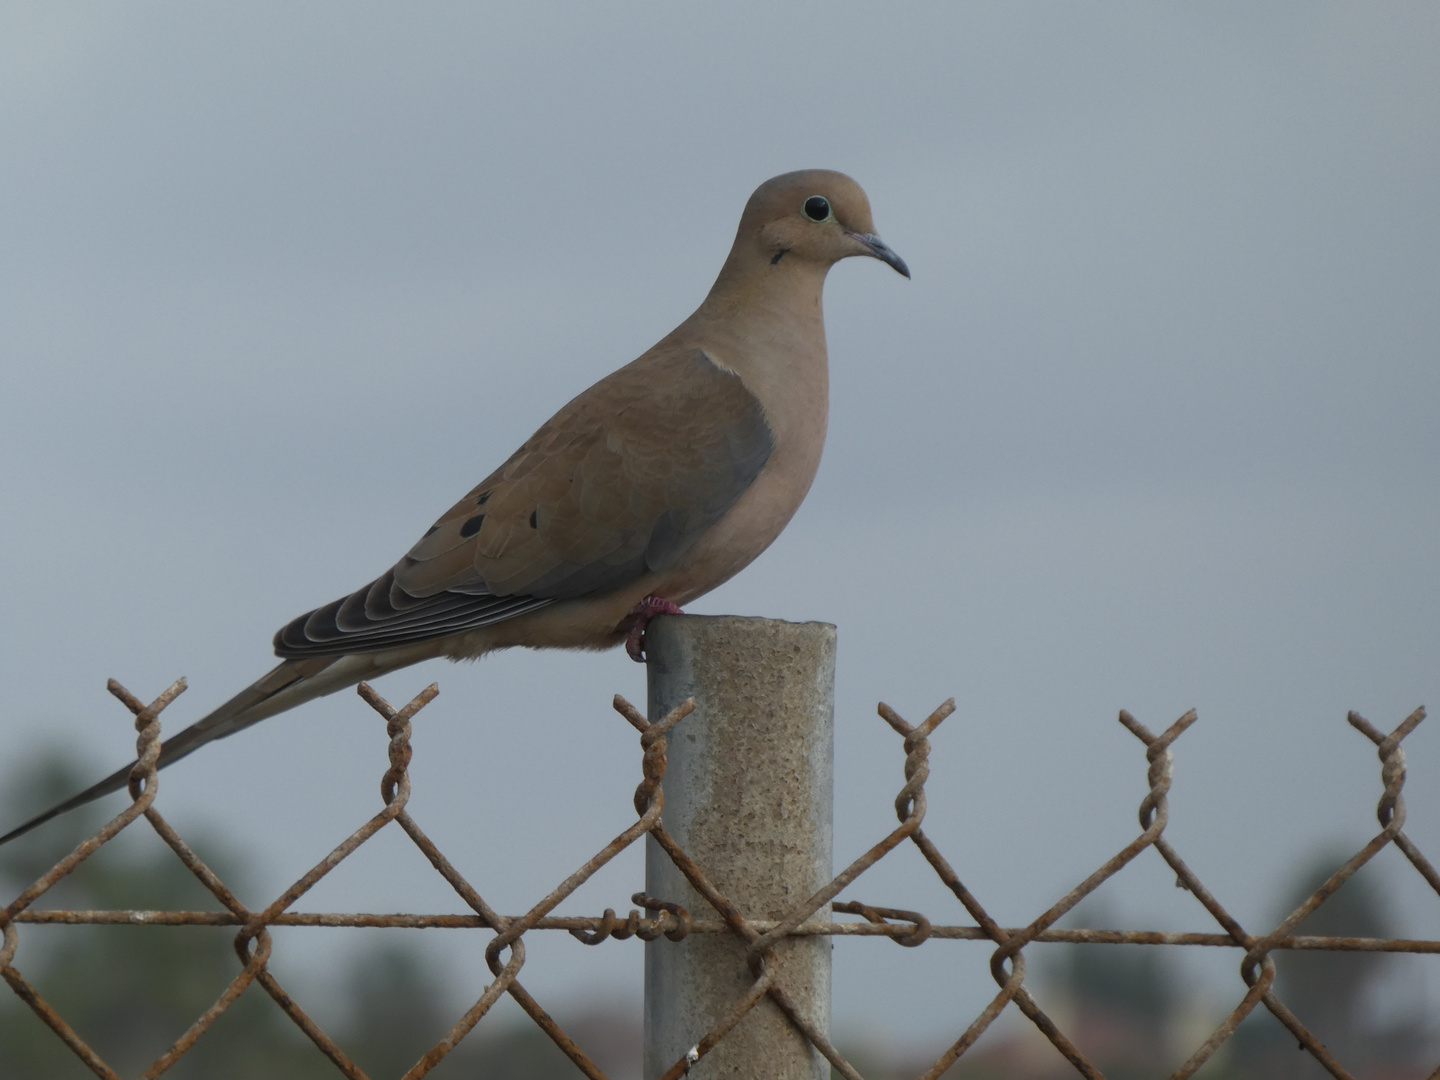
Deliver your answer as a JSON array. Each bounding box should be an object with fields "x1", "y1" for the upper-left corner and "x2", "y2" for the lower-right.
[
  {"x1": 692, "y1": 252, "x2": 829, "y2": 346},
  {"x1": 673, "y1": 257, "x2": 830, "y2": 487}
]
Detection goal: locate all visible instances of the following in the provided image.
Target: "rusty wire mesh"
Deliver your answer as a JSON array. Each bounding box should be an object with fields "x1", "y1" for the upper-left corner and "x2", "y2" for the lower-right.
[{"x1": 1, "y1": 676, "x2": 1437, "y2": 1080}]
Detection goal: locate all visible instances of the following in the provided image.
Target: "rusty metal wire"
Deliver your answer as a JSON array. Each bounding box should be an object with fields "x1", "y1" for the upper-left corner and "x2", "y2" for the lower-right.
[{"x1": 1, "y1": 679, "x2": 1436, "y2": 1079}]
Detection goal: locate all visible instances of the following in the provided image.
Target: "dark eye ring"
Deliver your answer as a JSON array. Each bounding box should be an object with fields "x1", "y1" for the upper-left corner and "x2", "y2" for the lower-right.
[{"x1": 803, "y1": 195, "x2": 831, "y2": 222}]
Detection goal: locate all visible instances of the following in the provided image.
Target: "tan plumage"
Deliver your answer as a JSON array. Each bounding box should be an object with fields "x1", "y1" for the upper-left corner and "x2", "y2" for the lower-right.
[{"x1": 1, "y1": 169, "x2": 908, "y2": 846}]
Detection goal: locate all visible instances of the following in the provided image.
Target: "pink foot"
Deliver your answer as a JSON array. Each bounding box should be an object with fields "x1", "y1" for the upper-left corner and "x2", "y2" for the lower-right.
[{"x1": 626, "y1": 595, "x2": 685, "y2": 662}]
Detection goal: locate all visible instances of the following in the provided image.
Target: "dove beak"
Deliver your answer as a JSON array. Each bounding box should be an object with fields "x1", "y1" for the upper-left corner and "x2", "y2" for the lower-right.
[{"x1": 848, "y1": 232, "x2": 911, "y2": 279}]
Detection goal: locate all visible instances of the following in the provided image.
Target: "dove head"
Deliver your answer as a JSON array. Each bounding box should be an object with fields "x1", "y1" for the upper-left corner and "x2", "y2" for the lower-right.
[{"x1": 731, "y1": 169, "x2": 909, "y2": 280}]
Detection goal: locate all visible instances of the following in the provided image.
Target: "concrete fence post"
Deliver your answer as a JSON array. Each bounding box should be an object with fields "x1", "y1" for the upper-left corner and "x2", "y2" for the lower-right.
[{"x1": 643, "y1": 614, "x2": 835, "y2": 1079}]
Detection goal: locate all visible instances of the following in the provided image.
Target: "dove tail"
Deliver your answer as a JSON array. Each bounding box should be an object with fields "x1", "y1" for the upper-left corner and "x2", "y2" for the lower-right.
[{"x1": 0, "y1": 652, "x2": 414, "y2": 848}]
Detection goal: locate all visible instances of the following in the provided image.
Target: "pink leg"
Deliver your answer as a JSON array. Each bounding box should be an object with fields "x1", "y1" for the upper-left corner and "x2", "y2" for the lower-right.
[{"x1": 625, "y1": 595, "x2": 685, "y2": 662}]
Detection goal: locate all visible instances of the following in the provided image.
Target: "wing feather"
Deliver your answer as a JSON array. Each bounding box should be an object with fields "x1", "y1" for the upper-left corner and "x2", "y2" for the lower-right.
[{"x1": 273, "y1": 347, "x2": 774, "y2": 658}]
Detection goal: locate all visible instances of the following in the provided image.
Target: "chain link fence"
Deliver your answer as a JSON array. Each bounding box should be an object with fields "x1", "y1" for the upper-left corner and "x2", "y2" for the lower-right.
[{"x1": 1, "y1": 675, "x2": 1436, "y2": 1080}]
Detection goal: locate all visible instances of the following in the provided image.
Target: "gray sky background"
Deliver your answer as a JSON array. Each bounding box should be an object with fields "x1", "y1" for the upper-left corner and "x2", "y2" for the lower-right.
[{"x1": 3, "y1": 1, "x2": 1438, "y2": 1050}]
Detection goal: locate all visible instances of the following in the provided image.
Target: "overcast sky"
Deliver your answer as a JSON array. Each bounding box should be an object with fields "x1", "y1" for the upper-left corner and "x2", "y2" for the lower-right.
[{"x1": 2, "y1": 1, "x2": 1438, "y2": 1054}]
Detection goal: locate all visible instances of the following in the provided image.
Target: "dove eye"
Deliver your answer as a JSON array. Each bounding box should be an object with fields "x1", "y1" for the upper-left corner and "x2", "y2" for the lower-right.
[{"x1": 803, "y1": 196, "x2": 831, "y2": 222}]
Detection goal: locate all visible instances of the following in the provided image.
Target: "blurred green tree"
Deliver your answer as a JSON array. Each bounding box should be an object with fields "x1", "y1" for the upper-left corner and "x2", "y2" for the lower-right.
[
  {"x1": 0, "y1": 748, "x2": 636, "y2": 1078},
  {"x1": 1225, "y1": 846, "x2": 1431, "y2": 1078},
  {"x1": 0, "y1": 749, "x2": 331, "y2": 1078},
  {"x1": 1048, "y1": 902, "x2": 1178, "y2": 1080}
]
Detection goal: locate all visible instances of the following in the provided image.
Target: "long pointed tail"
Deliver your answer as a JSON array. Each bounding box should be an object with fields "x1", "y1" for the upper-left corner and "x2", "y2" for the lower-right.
[{"x1": 0, "y1": 649, "x2": 425, "y2": 847}]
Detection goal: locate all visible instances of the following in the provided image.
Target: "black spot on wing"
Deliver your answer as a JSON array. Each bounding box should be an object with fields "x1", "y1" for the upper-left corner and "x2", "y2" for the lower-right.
[{"x1": 459, "y1": 513, "x2": 485, "y2": 538}]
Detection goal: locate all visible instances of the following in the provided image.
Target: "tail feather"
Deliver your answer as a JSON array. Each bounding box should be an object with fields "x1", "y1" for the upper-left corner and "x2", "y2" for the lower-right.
[
  {"x1": 0, "y1": 651, "x2": 422, "y2": 848},
  {"x1": 0, "y1": 761, "x2": 140, "y2": 848}
]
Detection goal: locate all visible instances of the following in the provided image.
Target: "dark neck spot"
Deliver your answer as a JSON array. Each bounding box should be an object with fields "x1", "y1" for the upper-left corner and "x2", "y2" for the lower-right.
[{"x1": 770, "y1": 247, "x2": 790, "y2": 266}]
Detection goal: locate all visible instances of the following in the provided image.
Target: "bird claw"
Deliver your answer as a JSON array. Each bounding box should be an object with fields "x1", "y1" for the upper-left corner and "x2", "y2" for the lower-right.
[{"x1": 626, "y1": 596, "x2": 685, "y2": 662}]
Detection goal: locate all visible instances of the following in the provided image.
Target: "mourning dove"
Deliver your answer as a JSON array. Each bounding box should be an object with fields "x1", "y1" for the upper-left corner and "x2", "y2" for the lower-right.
[{"x1": 1, "y1": 169, "x2": 908, "y2": 845}]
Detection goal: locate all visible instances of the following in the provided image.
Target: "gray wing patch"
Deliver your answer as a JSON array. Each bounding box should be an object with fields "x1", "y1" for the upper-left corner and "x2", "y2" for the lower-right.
[{"x1": 523, "y1": 351, "x2": 774, "y2": 596}]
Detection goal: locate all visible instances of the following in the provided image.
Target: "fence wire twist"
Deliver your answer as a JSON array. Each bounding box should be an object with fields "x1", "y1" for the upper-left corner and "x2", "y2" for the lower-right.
[{"x1": 1, "y1": 678, "x2": 1436, "y2": 1079}]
